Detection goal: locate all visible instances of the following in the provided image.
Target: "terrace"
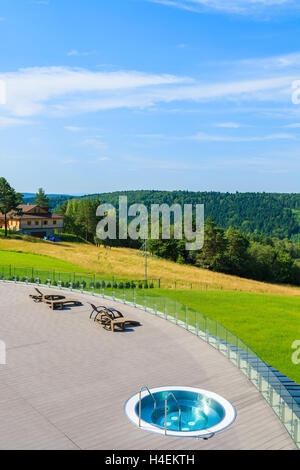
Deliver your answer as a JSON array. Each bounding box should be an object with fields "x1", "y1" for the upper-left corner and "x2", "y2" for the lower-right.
[{"x1": 0, "y1": 282, "x2": 298, "y2": 450}]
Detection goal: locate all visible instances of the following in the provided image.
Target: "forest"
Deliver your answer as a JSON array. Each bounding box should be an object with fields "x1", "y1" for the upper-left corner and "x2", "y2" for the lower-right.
[
  {"x1": 46, "y1": 190, "x2": 300, "y2": 240},
  {"x1": 56, "y1": 196, "x2": 300, "y2": 286}
]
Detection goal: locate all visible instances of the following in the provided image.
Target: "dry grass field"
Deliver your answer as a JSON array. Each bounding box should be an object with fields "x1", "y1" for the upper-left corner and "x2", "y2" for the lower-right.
[{"x1": 0, "y1": 237, "x2": 299, "y2": 295}]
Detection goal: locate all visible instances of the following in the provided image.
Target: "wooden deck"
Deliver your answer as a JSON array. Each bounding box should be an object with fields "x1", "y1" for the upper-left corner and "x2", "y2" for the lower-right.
[{"x1": 0, "y1": 283, "x2": 296, "y2": 450}]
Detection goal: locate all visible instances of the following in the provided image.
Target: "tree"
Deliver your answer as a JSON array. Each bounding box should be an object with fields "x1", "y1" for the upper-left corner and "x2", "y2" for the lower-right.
[
  {"x1": 196, "y1": 218, "x2": 228, "y2": 272},
  {"x1": 0, "y1": 178, "x2": 23, "y2": 237},
  {"x1": 226, "y1": 227, "x2": 250, "y2": 276},
  {"x1": 34, "y1": 188, "x2": 50, "y2": 209}
]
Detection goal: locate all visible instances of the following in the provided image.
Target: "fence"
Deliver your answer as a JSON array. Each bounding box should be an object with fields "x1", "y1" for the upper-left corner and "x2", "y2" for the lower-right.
[
  {"x1": 1, "y1": 275, "x2": 299, "y2": 449},
  {"x1": 0, "y1": 265, "x2": 160, "y2": 289}
]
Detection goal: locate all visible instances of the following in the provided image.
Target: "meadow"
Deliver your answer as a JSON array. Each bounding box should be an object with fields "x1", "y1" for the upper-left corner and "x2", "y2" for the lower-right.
[
  {"x1": 150, "y1": 289, "x2": 300, "y2": 384},
  {"x1": 0, "y1": 237, "x2": 299, "y2": 295}
]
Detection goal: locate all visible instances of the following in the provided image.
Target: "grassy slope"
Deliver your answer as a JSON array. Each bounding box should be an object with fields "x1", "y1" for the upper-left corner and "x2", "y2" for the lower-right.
[
  {"x1": 0, "y1": 250, "x2": 86, "y2": 273},
  {"x1": 0, "y1": 238, "x2": 299, "y2": 295},
  {"x1": 152, "y1": 289, "x2": 300, "y2": 384}
]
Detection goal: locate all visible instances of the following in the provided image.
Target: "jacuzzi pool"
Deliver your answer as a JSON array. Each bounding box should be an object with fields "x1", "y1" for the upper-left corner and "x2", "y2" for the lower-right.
[{"x1": 125, "y1": 386, "x2": 236, "y2": 438}]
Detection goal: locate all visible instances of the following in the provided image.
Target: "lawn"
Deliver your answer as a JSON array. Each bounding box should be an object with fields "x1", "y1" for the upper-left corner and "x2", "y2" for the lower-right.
[
  {"x1": 0, "y1": 250, "x2": 86, "y2": 274},
  {"x1": 0, "y1": 237, "x2": 299, "y2": 295},
  {"x1": 150, "y1": 288, "x2": 300, "y2": 385}
]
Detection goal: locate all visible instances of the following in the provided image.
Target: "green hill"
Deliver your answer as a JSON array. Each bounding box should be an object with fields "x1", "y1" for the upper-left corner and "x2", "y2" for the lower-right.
[{"x1": 56, "y1": 190, "x2": 300, "y2": 239}]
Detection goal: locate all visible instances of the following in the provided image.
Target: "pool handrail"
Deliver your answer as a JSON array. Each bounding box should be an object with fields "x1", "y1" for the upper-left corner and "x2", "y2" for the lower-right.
[
  {"x1": 139, "y1": 386, "x2": 157, "y2": 428},
  {"x1": 165, "y1": 392, "x2": 182, "y2": 435}
]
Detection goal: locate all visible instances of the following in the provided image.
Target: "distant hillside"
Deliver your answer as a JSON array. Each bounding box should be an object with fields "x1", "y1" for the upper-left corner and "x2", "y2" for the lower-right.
[
  {"x1": 62, "y1": 190, "x2": 300, "y2": 240},
  {"x1": 22, "y1": 190, "x2": 299, "y2": 239},
  {"x1": 22, "y1": 193, "x2": 76, "y2": 209}
]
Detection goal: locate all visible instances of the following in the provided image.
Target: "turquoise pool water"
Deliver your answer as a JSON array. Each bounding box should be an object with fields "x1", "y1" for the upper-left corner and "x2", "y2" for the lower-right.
[{"x1": 137, "y1": 390, "x2": 225, "y2": 432}]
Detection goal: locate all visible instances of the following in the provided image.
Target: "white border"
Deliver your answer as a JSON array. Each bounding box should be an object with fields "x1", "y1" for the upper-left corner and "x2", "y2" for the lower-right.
[{"x1": 124, "y1": 385, "x2": 236, "y2": 438}]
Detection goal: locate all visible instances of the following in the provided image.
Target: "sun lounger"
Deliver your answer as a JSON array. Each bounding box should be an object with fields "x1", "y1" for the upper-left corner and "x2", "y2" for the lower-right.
[
  {"x1": 30, "y1": 287, "x2": 66, "y2": 303},
  {"x1": 89, "y1": 303, "x2": 108, "y2": 320},
  {"x1": 46, "y1": 298, "x2": 82, "y2": 310},
  {"x1": 97, "y1": 308, "x2": 141, "y2": 332}
]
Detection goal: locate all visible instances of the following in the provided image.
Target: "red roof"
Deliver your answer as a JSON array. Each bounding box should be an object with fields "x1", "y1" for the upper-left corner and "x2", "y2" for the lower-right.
[{"x1": 0, "y1": 204, "x2": 64, "y2": 220}]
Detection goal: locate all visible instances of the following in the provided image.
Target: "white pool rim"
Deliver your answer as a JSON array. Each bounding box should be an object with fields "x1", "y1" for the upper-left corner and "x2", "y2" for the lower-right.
[{"x1": 124, "y1": 386, "x2": 236, "y2": 438}]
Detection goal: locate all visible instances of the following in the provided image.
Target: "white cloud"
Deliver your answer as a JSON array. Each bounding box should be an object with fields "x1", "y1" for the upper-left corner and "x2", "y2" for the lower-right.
[
  {"x1": 64, "y1": 126, "x2": 84, "y2": 132},
  {"x1": 149, "y1": 0, "x2": 296, "y2": 15},
  {"x1": 0, "y1": 116, "x2": 31, "y2": 128},
  {"x1": 61, "y1": 159, "x2": 76, "y2": 165},
  {"x1": 81, "y1": 137, "x2": 107, "y2": 150},
  {"x1": 214, "y1": 122, "x2": 243, "y2": 128},
  {"x1": 284, "y1": 122, "x2": 300, "y2": 128},
  {"x1": 0, "y1": 64, "x2": 296, "y2": 119},
  {"x1": 190, "y1": 131, "x2": 295, "y2": 142},
  {"x1": 238, "y1": 52, "x2": 300, "y2": 70},
  {"x1": 0, "y1": 66, "x2": 189, "y2": 116},
  {"x1": 67, "y1": 50, "x2": 97, "y2": 57}
]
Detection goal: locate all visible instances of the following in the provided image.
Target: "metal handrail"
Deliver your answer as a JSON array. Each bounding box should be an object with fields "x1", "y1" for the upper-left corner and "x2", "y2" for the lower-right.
[
  {"x1": 139, "y1": 386, "x2": 157, "y2": 428},
  {"x1": 165, "y1": 392, "x2": 181, "y2": 435}
]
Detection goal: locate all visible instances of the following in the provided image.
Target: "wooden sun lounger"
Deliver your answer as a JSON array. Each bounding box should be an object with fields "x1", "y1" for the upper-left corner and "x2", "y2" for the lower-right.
[
  {"x1": 89, "y1": 303, "x2": 108, "y2": 320},
  {"x1": 30, "y1": 288, "x2": 66, "y2": 303},
  {"x1": 46, "y1": 299, "x2": 83, "y2": 310},
  {"x1": 98, "y1": 308, "x2": 141, "y2": 332}
]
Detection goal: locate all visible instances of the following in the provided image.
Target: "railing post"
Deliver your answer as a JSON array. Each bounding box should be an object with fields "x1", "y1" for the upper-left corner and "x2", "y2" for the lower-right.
[
  {"x1": 295, "y1": 418, "x2": 299, "y2": 446},
  {"x1": 139, "y1": 390, "x2": 142, "y2": 428},
  {"x1": 165, "y1": 397, "x2": 167, "y2": 436}
]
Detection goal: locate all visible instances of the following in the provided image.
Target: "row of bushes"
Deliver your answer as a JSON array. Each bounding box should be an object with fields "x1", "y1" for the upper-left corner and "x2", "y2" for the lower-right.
[{"x1": 2, "y1": 275, "x2": 154, "y2": 289}]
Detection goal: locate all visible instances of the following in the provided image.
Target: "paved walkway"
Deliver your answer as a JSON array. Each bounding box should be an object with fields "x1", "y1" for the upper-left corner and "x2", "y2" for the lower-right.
[{"x1": 0, "y1": 283, "x2": 296, "y2": 450}]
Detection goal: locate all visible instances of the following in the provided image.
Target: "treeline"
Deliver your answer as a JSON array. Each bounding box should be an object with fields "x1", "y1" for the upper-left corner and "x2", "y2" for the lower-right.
[
  {"x1": 56, "y1": 190, "x2": 299, "y2": 239},
  {"x1": 148, "y1": 219, "x2": 300, "y2": 286},
  {"x1": 26, "y1": 194, "x2": 76, "y2": 211}
]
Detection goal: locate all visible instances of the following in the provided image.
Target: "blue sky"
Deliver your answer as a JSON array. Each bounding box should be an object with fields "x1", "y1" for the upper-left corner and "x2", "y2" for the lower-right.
[{"x1": 0, "y1": 0, "x2": 300, "y2": 194}]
